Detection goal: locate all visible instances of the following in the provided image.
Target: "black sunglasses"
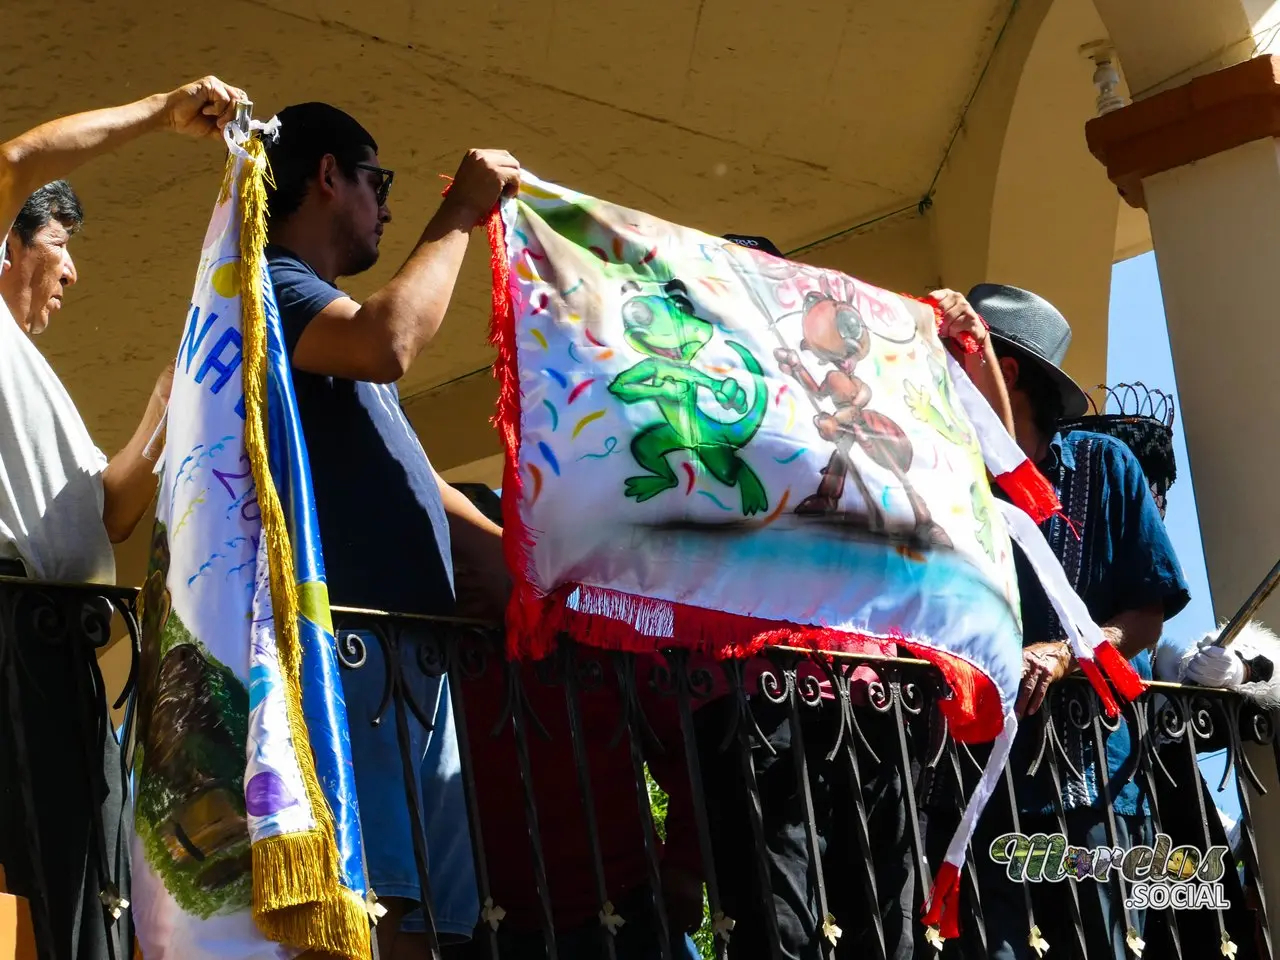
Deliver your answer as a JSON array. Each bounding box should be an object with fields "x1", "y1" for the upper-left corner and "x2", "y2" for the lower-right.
[{"x1": 354, "y1": 162, "x2": 394, "y2": 206}]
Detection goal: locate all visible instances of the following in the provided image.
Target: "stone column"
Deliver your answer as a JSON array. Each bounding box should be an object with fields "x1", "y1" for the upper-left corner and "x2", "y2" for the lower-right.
[{"x1": 1088, "y1": 54, "x2": 1280, "y2": 942}]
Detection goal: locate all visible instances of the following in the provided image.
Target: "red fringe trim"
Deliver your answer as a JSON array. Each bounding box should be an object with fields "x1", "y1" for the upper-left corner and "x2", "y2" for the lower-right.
[
  {"x1": 897, "y1": 640, "x2": 1003, "y2": 744},
  {"x1": 995, "y1": 460, "x2": 1062, "y2": 525},
  {"x1": 1093, "y1": 640, "x2": 1147, "y2": 702},
  {"x1": 921, "y1": 861, "x2": 962, "y2": 939},
  {"x1": 486, "y1": 209, "x2": 544, "y2": 658},
  {"x1": 532, "y1": 583, "x2": 1004, "y2": 743},
  {"x1": 1078, "y1": 657, "x2": 1121, "y2": 719}
]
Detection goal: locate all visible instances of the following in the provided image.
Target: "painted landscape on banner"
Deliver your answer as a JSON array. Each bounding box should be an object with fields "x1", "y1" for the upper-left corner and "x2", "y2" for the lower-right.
[{"x1": 131, "y1": 128, "x2": 371, "y2": 960}]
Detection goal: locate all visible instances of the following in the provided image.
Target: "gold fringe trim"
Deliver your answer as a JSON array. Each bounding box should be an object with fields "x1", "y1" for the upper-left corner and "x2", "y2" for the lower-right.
[
  {"x1": 235, "y1": 135, "x2": 371, "y2": 960},
  {"x1": 217, "y1": 149, "x2": 236, "y2": 208},
  {"x1": 254, "y1": 888, "x2": 375, "y2": 960},
  {"x1": 251, "y1": 831, "x2": 332, "y2": 909}
]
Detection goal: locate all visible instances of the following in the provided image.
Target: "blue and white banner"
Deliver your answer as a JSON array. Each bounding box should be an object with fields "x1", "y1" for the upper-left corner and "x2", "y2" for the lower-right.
[{"x1": 131, "y1": 124, "x2": 371, "y2": 960}]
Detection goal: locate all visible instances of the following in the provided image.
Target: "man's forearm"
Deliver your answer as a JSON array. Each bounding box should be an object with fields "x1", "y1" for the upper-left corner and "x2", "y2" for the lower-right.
[
  {"x1": 0, "y1": 94, "x2": 169, "y2": 234},
  {"x1": 963, "y1": 339, "x2": 1015, "y2": 435},
  {"x1": 438, "y1": 478, "x2": 503, "y2": 561},
  {"x1": 434, "y1": 473, "x2": 511, "y2": 610},
  {"x1": 1101, "y1": 602, "x2": 1165, "y2": 661},
  {"x1": 358, "y1": 202, "x2": 476, "y2": 377},
  {"x1": 102, "y1": 390, "x2": 167, "y2": 544}
]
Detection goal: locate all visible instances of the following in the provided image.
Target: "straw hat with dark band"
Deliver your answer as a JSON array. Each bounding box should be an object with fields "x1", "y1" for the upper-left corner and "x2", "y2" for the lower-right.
[{"x1": 966, "y1": 283, "x2": 1090, "y2": 419}]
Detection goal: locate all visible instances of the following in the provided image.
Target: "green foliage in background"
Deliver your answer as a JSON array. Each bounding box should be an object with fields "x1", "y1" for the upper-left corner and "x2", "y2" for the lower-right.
[{"x1": 645, "y1": 765, "x2": 714, "y2": 960}]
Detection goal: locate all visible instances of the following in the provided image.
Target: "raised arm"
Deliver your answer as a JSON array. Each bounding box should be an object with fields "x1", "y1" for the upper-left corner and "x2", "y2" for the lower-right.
[
  {"x1": 290, "y1": 150, "x2": 520, "y2": 383},
  {"x1": 932, "y1": 288, "x2": 1015, "y2": 435},
  {"x1": 0, "y1": 77, "x2": 246, "y2": 236}
]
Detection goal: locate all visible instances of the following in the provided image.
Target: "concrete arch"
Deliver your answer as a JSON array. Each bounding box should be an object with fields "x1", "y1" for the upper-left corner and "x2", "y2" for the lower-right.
[
  {"x1": 933, "y1": 0, "x2": 1136, "y2": 394},
  {"x1": 984, "y1": 0, "x2": 1130, "y2": 392}
]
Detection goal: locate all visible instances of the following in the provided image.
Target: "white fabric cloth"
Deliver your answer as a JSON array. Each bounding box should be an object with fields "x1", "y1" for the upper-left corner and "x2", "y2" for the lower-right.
[
  {"x1": 0, "y1": 240, "x2": 115, "y2": 582},
  {"x1": 993, "y1": 499, "x2": 1106, "y2": 662}
]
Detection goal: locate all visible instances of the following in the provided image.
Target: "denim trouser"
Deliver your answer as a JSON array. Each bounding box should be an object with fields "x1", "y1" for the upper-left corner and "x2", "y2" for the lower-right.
[{"x1": 340, "y1": 629, "x2": 478, "y2": 940}]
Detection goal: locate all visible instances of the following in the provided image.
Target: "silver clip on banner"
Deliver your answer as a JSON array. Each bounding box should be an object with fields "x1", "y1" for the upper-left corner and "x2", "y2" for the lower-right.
[{"x1": 233, "y1": 99, "x2": 254, "y2": 140}]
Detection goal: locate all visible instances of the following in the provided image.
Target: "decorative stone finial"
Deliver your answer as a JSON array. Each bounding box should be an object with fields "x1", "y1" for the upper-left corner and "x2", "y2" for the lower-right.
[{"x1": 1080, "y1": 41, "x2": 1128, "y2": 116}]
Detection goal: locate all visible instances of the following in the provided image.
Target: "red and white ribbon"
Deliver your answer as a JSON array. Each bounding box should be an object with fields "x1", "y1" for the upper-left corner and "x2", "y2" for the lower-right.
[
  {"x1": 944, "y1": 353, "x2": 1062, "y2": 525},
  {"x1": 923, "y1": 709, "x2": 1018, "y2": 939}
]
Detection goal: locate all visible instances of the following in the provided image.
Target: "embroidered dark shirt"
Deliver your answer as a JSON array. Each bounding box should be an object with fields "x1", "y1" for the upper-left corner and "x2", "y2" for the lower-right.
[{"x1": 1011, "y1": 429, "x2": 1190, "y2": 816}]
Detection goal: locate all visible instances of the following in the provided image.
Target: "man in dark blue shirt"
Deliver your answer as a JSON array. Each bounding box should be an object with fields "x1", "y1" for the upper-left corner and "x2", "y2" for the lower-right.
[
  {"x1": 940, "y1": 284, "x2": 1190, "y2": 959},
  {"x1": 264, "y1": 102, "x2": 518, "y2": 956}
]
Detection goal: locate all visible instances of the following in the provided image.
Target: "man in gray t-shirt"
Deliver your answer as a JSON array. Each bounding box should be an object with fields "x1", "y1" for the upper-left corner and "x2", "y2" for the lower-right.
[{"x1": 0, "y1": 76, "x2": 246, "y2": 960}]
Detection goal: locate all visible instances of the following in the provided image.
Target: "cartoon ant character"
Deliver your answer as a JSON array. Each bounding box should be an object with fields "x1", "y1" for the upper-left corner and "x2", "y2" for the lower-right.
[{"x1": 775, "y1": 291, "x2": 951, "y2": 546}]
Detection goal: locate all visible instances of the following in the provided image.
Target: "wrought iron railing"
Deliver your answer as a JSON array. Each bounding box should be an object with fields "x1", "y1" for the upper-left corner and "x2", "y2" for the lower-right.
[
  {"x1": 0, "y1": 575, "x2": 138, "y2": 960},
  {"x1": 2, "y1": 576, "x2": 1276, "y2": 960}
]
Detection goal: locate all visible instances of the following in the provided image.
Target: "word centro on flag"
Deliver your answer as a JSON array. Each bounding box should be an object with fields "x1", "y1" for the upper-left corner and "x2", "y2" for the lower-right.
[{"x1": 988, "y1": 831, "x2": 1230, "y2": 888}]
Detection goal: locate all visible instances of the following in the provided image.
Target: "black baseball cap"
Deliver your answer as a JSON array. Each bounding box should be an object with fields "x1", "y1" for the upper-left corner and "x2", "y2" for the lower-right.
[{"x1": 723, "y1": 234, "x2": 785, "y2": 258}]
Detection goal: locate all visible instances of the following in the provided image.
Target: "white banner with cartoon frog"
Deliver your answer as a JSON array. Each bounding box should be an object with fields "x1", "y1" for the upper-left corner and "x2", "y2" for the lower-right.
[{"x1": 494, "y1": 174, "x2": 1025, "y2": 742}]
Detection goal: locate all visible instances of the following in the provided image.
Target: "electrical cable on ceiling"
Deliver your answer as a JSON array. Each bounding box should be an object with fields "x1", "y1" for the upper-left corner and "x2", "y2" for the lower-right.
[
  {"x1": 786, "y1": 0, "x2": 1021, "y2": 258},
  {"x1": 412, "y1": 0, "x2": 1024, "y2": 400}
]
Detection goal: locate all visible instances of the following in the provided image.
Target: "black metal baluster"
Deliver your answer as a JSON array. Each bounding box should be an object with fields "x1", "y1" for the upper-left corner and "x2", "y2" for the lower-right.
[
  {"x1": 1033, "y1": 686, "x2": 1092, "y2": 959},
  {"x1": 661, "y1": 649, "x2": 728, "y2": 960},
  {"x1": 0, "y1": 582, "x2": 56, "y2": 957},
  {"x1": 108, "y1": 589, "x2": 141, "y2": 960},
  {"x1": 505, "y1": 655, "x2": 560, "y2": 959},
  {"x1": 1172, "y1": 692, "x2": 1234, "y2": 952},
  {"x1": 75, "y1": 598, "x2": 125, "y2": 960},
  {"x1": 874, "y1": 666, "x2": 931, "y2": 929},
  {"x1": 722, "y1": 658, "x2": 783, "y2": 960},
  {"x1": 1130, "y1": 694, "x2": 1183, "y2": 960},
  {"x1": 447, "y1": 627, "x2": 500, "y2": 960},
  {"x1": 557, "y1": 639, "x2": 619, "y2": 960},
  {"x1": 608, "y1": 651, "x2": 673, "y2": 960},
  {"x1": 944, "y1": 742, "x2": 987, "y2": 957},
  {"x1": 766, "y1": 655, "x2": 833, "y2": 958},
  {"x1": 998, "y1": 761, "x2": 1041, "y2": 954},
  {"x1": 1085, "y1": 690, "x2": 1138, "y2": 956},
  {"x1": 336, "y1": 618, "x2": 446, "y2": 958},
  {"x1": 386, "y1": 622, "x2": 443, "y2": 960},
  {"x1": 112, "y1": 595, "x2": 142, "y2": 786},
  {"x1": 827, "y1": 658, "x2": 885, "y2": 960},
  {"x1": 1223, "y1": 696, "x2": 1274, "y2": 960}
]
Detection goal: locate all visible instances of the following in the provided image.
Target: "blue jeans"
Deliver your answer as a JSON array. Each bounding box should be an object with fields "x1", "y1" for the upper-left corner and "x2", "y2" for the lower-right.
[{"x1": 340, "y1": 629, "x2": 478, "y2": 940}]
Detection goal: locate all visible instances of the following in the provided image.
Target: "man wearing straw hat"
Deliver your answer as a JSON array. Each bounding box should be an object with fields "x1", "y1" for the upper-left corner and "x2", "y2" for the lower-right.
[
  {"x1": 928, "y1": 283, "x2": 1190, "y2": 959},
  {"x1": 0, "y1": 76, "x2": 247, "y2": 960}
]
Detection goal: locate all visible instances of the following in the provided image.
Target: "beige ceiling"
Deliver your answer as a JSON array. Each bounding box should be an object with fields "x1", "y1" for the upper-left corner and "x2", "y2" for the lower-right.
[{"x1": 5, "y1": 0, "x2": 1016, "y2": 457}]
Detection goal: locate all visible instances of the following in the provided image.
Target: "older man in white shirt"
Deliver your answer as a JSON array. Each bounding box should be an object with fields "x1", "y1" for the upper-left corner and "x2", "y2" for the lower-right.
[{"x1": 0, "y1": 76, "x2": 246, "y2": 960}]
